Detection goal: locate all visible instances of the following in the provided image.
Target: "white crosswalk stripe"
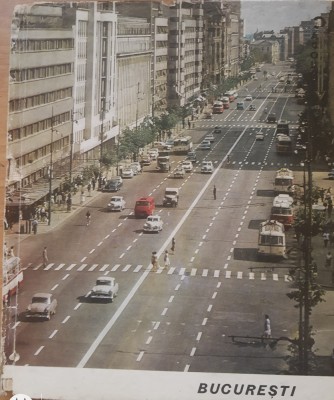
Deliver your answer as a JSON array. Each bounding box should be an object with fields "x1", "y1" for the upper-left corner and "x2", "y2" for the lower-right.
[{"x1": 30, "y1": 262, "x2": 292, "y2": 281}]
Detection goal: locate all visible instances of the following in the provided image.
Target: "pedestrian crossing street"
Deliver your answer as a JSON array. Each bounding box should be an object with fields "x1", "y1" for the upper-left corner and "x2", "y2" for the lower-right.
[{"x1": 27, "y1": 262, "x2": 293, "y2": 282}]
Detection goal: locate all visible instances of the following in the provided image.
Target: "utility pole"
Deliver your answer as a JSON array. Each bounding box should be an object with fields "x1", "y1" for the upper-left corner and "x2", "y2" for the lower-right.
[{"x1": 135, "y1": 82, "x2": 140, "y2": 132}]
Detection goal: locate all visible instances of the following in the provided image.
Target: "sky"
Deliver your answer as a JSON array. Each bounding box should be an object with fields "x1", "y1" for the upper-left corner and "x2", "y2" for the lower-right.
[{"x1": 241, "y1": 0, "x2": 331, "y2": 35}]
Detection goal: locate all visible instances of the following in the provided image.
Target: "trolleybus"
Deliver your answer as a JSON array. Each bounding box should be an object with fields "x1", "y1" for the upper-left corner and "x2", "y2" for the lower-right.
[{"x1": 258, "y1": 220, "x2": 286, "y2": 259}]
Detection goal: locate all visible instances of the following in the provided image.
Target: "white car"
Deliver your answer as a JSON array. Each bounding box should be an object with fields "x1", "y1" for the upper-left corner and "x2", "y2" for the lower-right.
[
  {"x1": 108, "y1": 196, "x2": 125, "y2": 211},
  {"x1": 201, "y1": 161, "x2": 214, "y2": 174},
  {"x1": 90, "y1": 276, "x2": 119, "y2": 301},
  {"x1": 181, "y1": 160, "x2": 193, "y2": 172},
  {"x1": 121, "y1": 167, "x2": 134, "y2": 178},
  {"x1": 205, "y1": 134, "x2": 215, "y2": 143},
  {"x1": 143, "y1": 215, "x2": 163, "y2": 233},
  {"x1": 256, "y1": 131, "x2": 264, "y2": 141},
  {"x1": 199, "y1": 140, "x2": 211, "y2": 150},
  {"x1": 245, "y1": 95, "x2": 253, "y2": 101},
  {"x1": 130, "y1": 162, "x2": 142, "y2": 173},
  {"x1": 148, "y1": 148, "x2": 159, "y2": 160},
  {"x1": 26, "y1": 293, "x2": 57, "y2": 320},
  {"x1": 174, "y1": 166, "x2": 185, "y2": 178}
]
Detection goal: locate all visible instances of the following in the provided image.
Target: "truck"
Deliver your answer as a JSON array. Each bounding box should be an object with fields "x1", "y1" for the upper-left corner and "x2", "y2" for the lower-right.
[{"x1": 163, "y1": 188, "x2": 179, "y2": 207}]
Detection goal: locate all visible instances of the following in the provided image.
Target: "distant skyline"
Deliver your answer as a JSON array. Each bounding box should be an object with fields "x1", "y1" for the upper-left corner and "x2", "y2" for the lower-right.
[{"x1": 241, "y1": 0, "x2": 330, "y2": 35}]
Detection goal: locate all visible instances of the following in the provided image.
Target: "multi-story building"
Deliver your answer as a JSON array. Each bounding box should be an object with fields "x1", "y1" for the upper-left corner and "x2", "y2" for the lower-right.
[
  {"x1": 327, "y1": 4, "x2": 334, "y2": 132},
  {"x1": 224, "y1": 0, "x2": 242, "y2": 78},
  {"x1": 250, "y1": 39, "x2": 280, "y2": 64},
  {"x1": 116, "y1": 16, "x2": 152, "y2": 128},
  {"x1": 253, "y1": 30, "x2": 288, "y2": 61},
  {"x1": 7, "y1": 5, "x2": 75, "y2": 197},
  {"x1": 202, "y1": 0, "x2": 225, "y2": 87},
  {"x1": 167, "y1": 0, "x2": 204, "y2": 107}
]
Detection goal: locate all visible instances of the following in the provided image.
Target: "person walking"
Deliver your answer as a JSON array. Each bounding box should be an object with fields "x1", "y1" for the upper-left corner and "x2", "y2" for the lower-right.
[
  {"x1": 163, "y1": 250, "x2": 170, "y2": 270},
  {"x1": 91, "y1": 177, "x2": 96, "y2": 191},
  {"x1": 32, "y1": 218, "x2": 38, "y2": 235},
  {"x1": 171, "y1": 237, "x2": 176, "y2": 252},
  {"x1": 80, "y1": 190, "x2": 85, "y2": 205},
  {"x1": 8, "y1": 246, "x2": 14, "y2": 258},
  {"x1": 188, "y1": 119, "x2": 191, "y2": 129},
  {"x1": 87, "y1": 183, "x2": 92, "y2": 197},
  {"x1": 86, "y1": 210, "x2": 91, "y2": 226},
  {"x1": 328, "y1": 199, "x2": 333, "y2": 218},
  {"x1": 263, "y1": 315, "x2": 271, "y2": 338},
  {"x1": 43, "y1": 246, "x2": 48, "y2": 267},
  {"x1": 325, "y1": 251, "x2": 332, "y2": 268},
  {"x1": 323, "y1": 232, "x2": 330, "y2": 247},
  {"x1": 213, "y1": 185, "x2": 217, "y2": 200},
  {"x1": 3, "y1": 242, "x2": 8, "y2": 258},
  {"x1": 151, "y1": 251, "x2": 158, "y2": 272}
]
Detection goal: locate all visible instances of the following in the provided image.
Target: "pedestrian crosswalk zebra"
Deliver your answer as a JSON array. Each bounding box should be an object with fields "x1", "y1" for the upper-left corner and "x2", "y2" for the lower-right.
[{"x1": 28, "y1": 262, "x2": 293, "y2": 282}]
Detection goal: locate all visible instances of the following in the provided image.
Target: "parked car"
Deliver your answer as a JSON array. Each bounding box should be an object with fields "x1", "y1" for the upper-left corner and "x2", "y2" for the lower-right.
[
  {"x1": 113, "y1": 176, "x2": 123, "y2": 184},
  {"x1": 140, "y1": 155, "x2": 151, "y2": 166},
  {"x1": 255, "y1": 131, "x2": 264, "y2": 141},
  {"x1": 199, "y1": 140, "x2": 211, "y2": 150},
  {"x1": 248, "y1": 105, "x2": 256, "y2": 111},
  {"x1": 201, "y1": 161, "x2": 214, "y2": 174},
  {"x1": 213, "y1": 126, "x2": 222, "y2": 134},
  {"x1": 102, "y1": 179, "x2": 123, "y2": 192},
  {"x1": 121, "y1": 167, "x2": 134, "y2": 178},
  {"x1": 237, "y1": 102, "x2": 244, "y2": 110},
  {"x1": 174, "y1": 166, "x2": 185, "y2": 179},
  {"x1": 267, "y1": 113, "x2": 277, "y2": 123},
  {"x1": 182, "y1": 160, "x2": 193, "y2": 172},
  {"x1": 187, "y1": 151, "x2": 197, "y2": 162},
  {"x1": 143, "y1": 215, "x2": 163, "y2": 233},
  {"x1": 107, "y1": 196, "x2": 125, "y2": 211},
  {"x1": 163, "y1": 188, "x2": 179, "y2": 207},
  {"x1": 26, "y1": 293, "x2": 57, "y2": 320},
  {"x1": 205, "y1": 133, "x2": 215, "y2": 143},
  {"x1": 245, "y1": 95, "x2": 253, "y2": 101},
  {"x1": 90, "y1": 276, "x2": 119, "y2": 301}
]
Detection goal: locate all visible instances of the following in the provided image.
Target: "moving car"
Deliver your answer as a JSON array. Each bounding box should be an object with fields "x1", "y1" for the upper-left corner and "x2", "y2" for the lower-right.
[
  {"x1": 236, "y1": 102, "x2": 244, "y2": 110},
  {"x1": 267, "y1": 113, "x2": 277, "y2": 123},
  {"x1": 163, "y1": 188, "x2": 179, "y2": 207},
  {"x1": 90, "y1": 277, "x2": 119, "y2": 301},
  {"x1": 140, "y1": 155, "x2": 151, "y2": 166},
  {"x1": 201, "y1": 161, "x2": 214, "y2": 174},
  {"x1": 187, "y1": 151, "x2": 197, "y2": 162},
  {"x1": 248, "y1": 105, "x2": 256, "y2": 111},
  {"x1": 174, "y1": 166, "x2": 185, "y2": 179},
  {"x1": 102, "y1": 179, "x2": 123, "y2": 192},
  {"x1": 26, "y1": 293, "x2": 57, "y2": 320},
  {"x1": 130, "y1": 162, "x2": 141, "y2": 175},
  {"x1": 148, "y1": 148, "x2": 159, "y2": 160},
  {"x1": 205, "y1": 133, "x2": 215, "y2": 143},
  {"x1": 107, "y1": 196, "x2": 125, "y2": 211},
  {"x1": 143, "y1": 215, "x2": 163, "y2": 232},
  {"x1": 121, "y1": 167, "x2": 134, "y2": 178},
  {"x1": 245, "y1": 95, "x2": 253, "y2": 101},
  {"x1": 213, "y1": 126, "x2": 222, "y2": 134},
  {"x1": 199, "y1": 140, "x2": 211, "y2": 150},
  {"x1": 256, "y1": 131, "x2": 264, "y2": 141},
  {"x1": 182, "y1": 160, "x2": 193, "y2": 172}
]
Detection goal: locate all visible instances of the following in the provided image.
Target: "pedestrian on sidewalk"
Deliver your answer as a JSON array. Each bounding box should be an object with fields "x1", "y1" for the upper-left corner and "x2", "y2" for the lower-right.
[
  {"x1": 66, "y1": 194, "x2": 72, "y2": 212},
  {"x1": 43, "y1": 246, "x2": 48, "y2": 267},
  {"x1": 87, "y1": 183, "x2": 92, "y2": 197},
  {"x1": 328, "y1": 199, "x2": 333, "y2": 218},
  {"x1": 171, "y1": 237, "x2": 176, "y2": 252},
  {"x1": 182, "y1": 119, "x2": 185, "y2": 129},
  {"x1": 323, "y1": 232, "x2": 330, "y2": 247},
  {"x1": 325, "y1": 251, "x2": 332, "y2": 268},
  {"x1": 213, "y1": 185, "x2": 217, "y2": 200},
  {"x1": 188, "y1": 119, "x2": 191, "y2": 129},
  {"x1": 92, "y1": 177, "x2": 96, "y2": 191},
  {"x1": 3, "y1": 242, "x2": 8, "y2": 258},
  {"x1": 80, "y1": 190, "x2": 85, "y2": 205},
  {"x1": 32, "y1": 218, "x2": 38, "y2": 235},
  {"x1": 263, "y1": 315, "x2": 272, "y2": 338},
  {"x1": 8, "y1": 246, "x2": 14, "y2": 258},
  {"x1": 163, "y1": 250, "x2": 170, "y2": 270}
]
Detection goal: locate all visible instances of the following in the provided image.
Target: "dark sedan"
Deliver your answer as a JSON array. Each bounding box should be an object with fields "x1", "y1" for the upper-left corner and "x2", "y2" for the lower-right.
[{"x1": 102, "y1": 179, "x2": 123, "y2": 192}]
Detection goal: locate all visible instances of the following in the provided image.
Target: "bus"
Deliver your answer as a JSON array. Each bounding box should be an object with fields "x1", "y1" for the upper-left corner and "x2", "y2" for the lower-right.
[
  {"x1": 276, "y1": 134, "x2": 292, "y2": 154},
  {"x1": 258, "y1": 220, "x2": 286, "y2": 259},
  {"x1": 274, "y1": 168, "x2": 294, "y2": 194},
  {"x1": 276, "y1": 120, "x2": 290, "y2": 136},
  {"x1": 212, "y1": 101, "x2": 224, "y2": 114},
  {"x1": 173, "y1": 136, "x2": 193, "y2": 154},
  {"x1": 221, "y1": 96, "x2": 230, "y2": 109},
  {"x1": 3, "y1": 256, "x2": 23, "y2": 302},
  {"x1": 271, "y1": 195, "x2": 294, "y2": 228}
]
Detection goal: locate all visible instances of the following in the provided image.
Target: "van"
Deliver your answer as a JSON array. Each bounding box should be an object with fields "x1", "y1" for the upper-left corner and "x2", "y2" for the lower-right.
[{"x1": 134, "y1": 197, "x2": 155, "y2": 218}]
